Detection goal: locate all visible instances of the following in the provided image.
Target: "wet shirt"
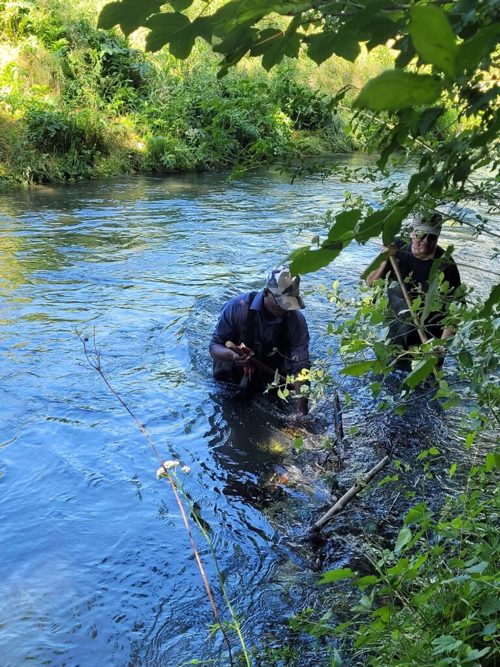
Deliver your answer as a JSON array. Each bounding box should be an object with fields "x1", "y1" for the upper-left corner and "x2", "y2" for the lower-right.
[{"x1": 210, "y1": 290, "x2": 310, "y2": 374}]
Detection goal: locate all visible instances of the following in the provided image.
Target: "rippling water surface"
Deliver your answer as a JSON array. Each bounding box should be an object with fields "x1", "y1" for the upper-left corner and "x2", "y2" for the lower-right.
[{"x1": 0, "y1": 164, "x2": 497, "y2": 666}]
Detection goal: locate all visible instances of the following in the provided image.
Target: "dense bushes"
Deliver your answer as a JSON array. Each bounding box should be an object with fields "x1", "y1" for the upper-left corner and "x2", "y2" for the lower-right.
[{"x1": 0, "y1": 0, "x2": 358, "y2": 186}]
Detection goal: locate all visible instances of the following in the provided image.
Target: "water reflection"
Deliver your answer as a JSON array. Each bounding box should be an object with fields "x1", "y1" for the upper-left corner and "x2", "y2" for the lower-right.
[{"x1": 206, "y1": 389, "x2": 298, "y2": 505}]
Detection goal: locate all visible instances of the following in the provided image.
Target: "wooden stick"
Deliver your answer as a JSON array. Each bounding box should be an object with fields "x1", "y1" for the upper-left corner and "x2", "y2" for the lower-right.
[
  {"x1": 311, "y1": 455, "x2": 390, "y2": 532},
  {"x1": 333, "y1": 390, "x2": 344, "y2": 442},
  {"x1": 225, "y1": 341, "x2": 287, "y2": 384},
  {"x1": 388, "y1": 254, "x2": 428, "y2": 345}
]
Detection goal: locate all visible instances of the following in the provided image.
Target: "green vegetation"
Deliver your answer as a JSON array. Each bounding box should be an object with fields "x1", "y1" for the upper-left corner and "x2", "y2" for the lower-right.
[{"x1": 0, "y1": 0, "x2": 400, "y2": 186}]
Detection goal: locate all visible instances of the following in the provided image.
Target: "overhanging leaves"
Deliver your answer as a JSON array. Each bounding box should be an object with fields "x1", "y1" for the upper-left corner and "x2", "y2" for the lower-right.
[
  {"x1": 250, "y1": 22, "x2": 301, "y2": 70},
  {"x1": 289, "y1": 243, "x2": 344, "y2": 275},
  {"x1": 327, "y1": 209, "x2": 362, "y2": 242},
  {"x1": 456, "y1": 23, "x2": 500, "y2": 73},
  {"x1": 306, "y1": 29, "x2": 360, "y2": 64},
  {"x1": 405, "y1": 357, "x2": 437, "y2": 388},
  {"x1": 361, "y1": 250, "x2": 390, "y2": 280},
  {"x1": 409, "y1": 5, "x2": 458, "y2": 77},
  {"x1": 146, "y1": 13, "x2": 199, "y2": 57},
  {"x1": 98, "y1": 0, "x2": 164, "y2": 35},
  {"x1": 354, "y1": 71, "x2": 442, "y2": 111}
]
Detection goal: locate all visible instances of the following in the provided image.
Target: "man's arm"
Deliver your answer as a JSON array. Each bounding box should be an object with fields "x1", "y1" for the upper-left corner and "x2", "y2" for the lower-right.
[
  {"x1": 209, "y1": 295, "x2": 251, "y2": 366},
  {"x1": 366, "y1": 254, "x2": 390, "y2": 287},
  {"x1": 210, "y1": 343, "x2": 249, "y2": 365}
]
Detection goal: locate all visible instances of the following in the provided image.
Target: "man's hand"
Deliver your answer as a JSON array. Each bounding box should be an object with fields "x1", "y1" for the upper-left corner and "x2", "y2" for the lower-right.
[
  {"x1": 226, "y1": 341, "x2": 254, "y2": 366},
  {"x1": 231, "y1": 349, "x2": 252, "y2": 366}
]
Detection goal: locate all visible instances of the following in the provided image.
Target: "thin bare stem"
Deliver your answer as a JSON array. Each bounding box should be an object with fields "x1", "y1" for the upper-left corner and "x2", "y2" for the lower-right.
[{"x1": 79, "y1": 330, "x2": 236, "y2": 666}]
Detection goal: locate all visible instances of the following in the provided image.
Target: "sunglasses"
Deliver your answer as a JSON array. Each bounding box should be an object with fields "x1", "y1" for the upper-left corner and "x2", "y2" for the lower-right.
[{"x1": 415, "y1": 233, "x2": 438, "y2": 243}]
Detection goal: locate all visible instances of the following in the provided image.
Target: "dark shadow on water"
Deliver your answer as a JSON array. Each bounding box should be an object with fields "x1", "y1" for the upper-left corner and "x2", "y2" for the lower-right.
[{"x1": 204, "y1": 385, "x2": 301, "y2": 506}]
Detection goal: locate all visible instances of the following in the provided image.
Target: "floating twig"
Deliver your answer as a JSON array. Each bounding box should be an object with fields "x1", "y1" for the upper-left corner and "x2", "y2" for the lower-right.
[{"x1": 310, "y1": 455, "x2": 390, "y2": 533}]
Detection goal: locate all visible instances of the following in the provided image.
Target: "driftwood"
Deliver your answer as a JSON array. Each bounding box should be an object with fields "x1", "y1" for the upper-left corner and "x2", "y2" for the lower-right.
[{"x1": 311, "y1": 455, "x2": 390, "y2": 532}]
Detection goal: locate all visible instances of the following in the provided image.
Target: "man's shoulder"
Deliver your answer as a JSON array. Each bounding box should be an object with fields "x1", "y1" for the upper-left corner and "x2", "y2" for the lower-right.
[
  {"x1": 434, "y1": 245, "x2": 457, "y2": 265},
  {"x1": 287, "y1": 310, "x2": 308, "y2": 330},
  {"x1": 223, "y1": 292, "x2": 254, "y2": 309}
]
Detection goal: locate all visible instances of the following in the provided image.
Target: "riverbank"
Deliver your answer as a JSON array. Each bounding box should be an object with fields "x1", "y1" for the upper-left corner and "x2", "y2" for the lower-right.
[
  {"x1": 0, "y1": 0, "x2": 361, "y2": 188},
  {"x1": 0, "y1": 0, "x2": 404, "y2": 188}
]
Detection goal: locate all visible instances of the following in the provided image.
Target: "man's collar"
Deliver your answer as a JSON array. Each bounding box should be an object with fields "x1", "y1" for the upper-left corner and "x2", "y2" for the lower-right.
[{"x1": 249, "y1": 290, "x2": 265, "y2": 310}]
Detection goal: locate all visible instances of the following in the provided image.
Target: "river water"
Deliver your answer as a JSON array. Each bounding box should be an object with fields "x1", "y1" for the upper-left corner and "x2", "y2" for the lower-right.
[{"x1": 0, "y1": 163, "x2": 497, "y2": 666}]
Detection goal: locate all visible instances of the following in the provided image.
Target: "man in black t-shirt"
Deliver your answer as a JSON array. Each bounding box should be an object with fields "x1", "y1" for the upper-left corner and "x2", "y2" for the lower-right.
[{"x1": 366, "y1": 213, "x2": 462, "y2": 354}]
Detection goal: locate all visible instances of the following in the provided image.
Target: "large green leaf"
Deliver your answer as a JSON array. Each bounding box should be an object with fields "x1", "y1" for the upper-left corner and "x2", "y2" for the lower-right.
[
  {"x1": 355, "y1": 208, "x2": 387, "y2": 243},
  {"x1": 409, "y1": 5, "x2": 457, "y2": 77},
  {"x1": 382, "y1": 207, "x2": 405, "y2": 246},
  {"x1": 354, "y1": 71, "x2": 441, "y2": 111},
  {"x1": 327, "y1": 209, "x2": 362, "y2": 242},
  {"x1": 405, "y1": 357, "x2": 437, "y2": 389},
  {"x1": 361, "y1": 250, "x2": 390, "y2": 280},
  {"x1": 421, "y1": 273, "x2": 440, "y2": 323},
  {"x1": 394, "y1": 526, "x2": 412, "y2": 552},
  {"x1": 98, "y1": 0, "x2": 164, "y2": 35},
  {"x1": 404, "y1": 502, "x2": 433, "y2": 525},
  {"x1": 146, "y1": 13, "x2": 199, "y2": 57},
  {"x1": 457, "y1": 23, "x2": 500, "y2": 73},
  {"x1": 478, "y1": 283, "x2": 500, "y2": 318},
  {"x1": 250, "y1": 22, "x2": 301, "y2": 70},
  {"x1": 340, "y1": 360, "x2": 376, "y2": 377},
  {"x1": 169, "y1": 0, "x2": 193, "y2": 10},
  {"x1": 319, "y1": 567, "x2": 356, "y2": 584},
  {"x1": 289, "y1": 244, "x2": 344, "y2": 275},
  {"x1": 306, "y1": 29, "x2": 360, "y2": 64}
]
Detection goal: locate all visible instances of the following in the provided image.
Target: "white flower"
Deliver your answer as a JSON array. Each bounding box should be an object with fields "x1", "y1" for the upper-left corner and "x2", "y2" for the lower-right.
[
  {"x1": 181, "y1": 465, "x2": 191, "y2": 474},
  {"x1": 156, "y1": 460, "x2": 180, "y2": 479}
]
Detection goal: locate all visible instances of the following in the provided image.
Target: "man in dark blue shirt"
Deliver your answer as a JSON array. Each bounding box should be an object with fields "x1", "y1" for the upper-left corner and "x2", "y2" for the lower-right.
[{"x1": 210, "y1": 266, "x2": 311, "y2": 414}]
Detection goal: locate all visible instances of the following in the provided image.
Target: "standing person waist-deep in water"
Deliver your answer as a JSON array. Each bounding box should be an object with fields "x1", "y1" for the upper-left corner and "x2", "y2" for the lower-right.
[
  {"x1": 209, "y1": 266, "x2": 311, "y2": 415},
  {"x1": 365, "y1": 212, "x2": 463, "y2": 368}
]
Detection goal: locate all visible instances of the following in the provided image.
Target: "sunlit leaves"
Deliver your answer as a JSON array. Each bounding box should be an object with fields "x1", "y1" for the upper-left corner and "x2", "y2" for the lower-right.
[
  {"x1": 409, "y1": 5, "x2": 458, "y2": 77},
  {"x1": 456, "y1": 23, "x2": 500, "y2": 73},
  {"x1": 146, "y1": 13, "x2": 199, "y2": 57},
  {"x1": 405, "y1": 357, "x2": 437, "y2": 388},
  {"x1": 354, "y1": 71, "x2": 442, "y2": 111},
  {"x1": 306, "y1": 30, "x2": 360, "y2": 64},
  {"x1": 289, "y1": 243, "x2": 345, "y2": 275},
  {"x1": 98, "y1": 0, "x2": 164, "y2": 35}
]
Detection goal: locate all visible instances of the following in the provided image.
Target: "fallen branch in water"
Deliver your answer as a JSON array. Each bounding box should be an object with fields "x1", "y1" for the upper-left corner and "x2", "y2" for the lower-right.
[
  {"x1": 79, "y1": 329, "x2": 243, "y2": 667},
  {"x1": 310, "y1": 455, "x2": 390, "y2": 533}
]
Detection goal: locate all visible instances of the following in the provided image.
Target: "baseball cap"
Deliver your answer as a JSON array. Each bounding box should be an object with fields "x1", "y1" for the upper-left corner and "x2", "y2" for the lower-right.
[
  {"x1": 412, "y1": 212, "x2": 443, "y2": 236},
  {"x1": 265, "y1": 266, "x2": 305, "y2": 310}
]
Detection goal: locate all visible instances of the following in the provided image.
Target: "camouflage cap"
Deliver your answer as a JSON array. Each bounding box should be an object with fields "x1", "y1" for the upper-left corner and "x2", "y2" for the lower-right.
[
  {"x1": 265, "y1": 266, "x2": 305, "y2": 311},
  {"x1": 412, "y1": 212, "x2": 443, "y2": 236}
]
